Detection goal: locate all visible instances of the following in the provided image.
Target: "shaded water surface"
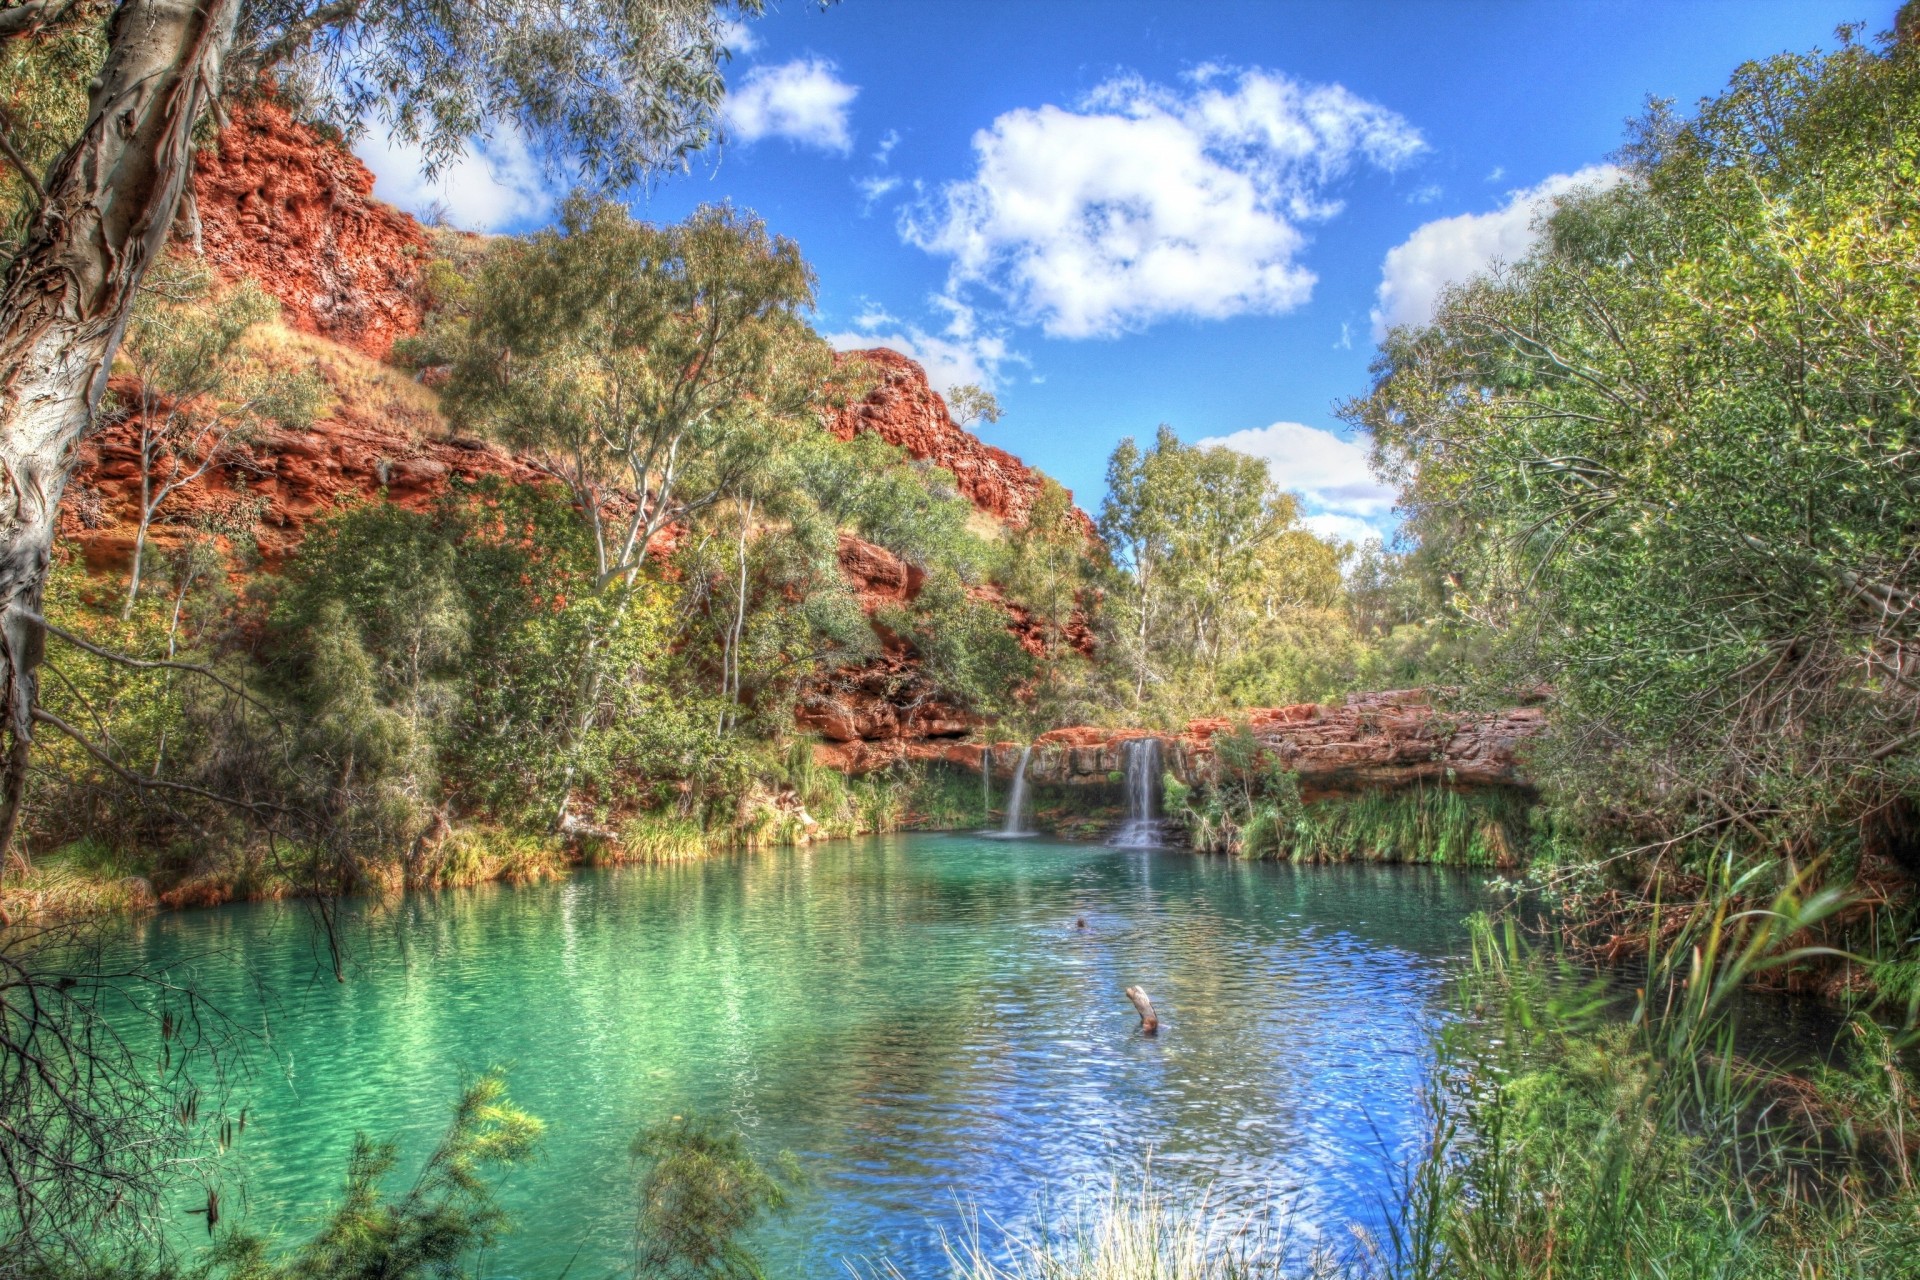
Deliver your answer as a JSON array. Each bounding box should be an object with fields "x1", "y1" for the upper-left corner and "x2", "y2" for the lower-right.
[{"x1": 124, "y1": 834, "x2": 1490, "y2": 1276}]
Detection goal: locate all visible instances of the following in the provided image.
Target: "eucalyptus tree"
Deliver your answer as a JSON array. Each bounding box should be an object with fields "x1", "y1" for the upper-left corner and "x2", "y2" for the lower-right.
[
  {"x1": 441, "y1": 197, "x2": 831, "y2": 824},
  {"x1": 1100, "y1": 425, "x2": 1339, "y2": 709},
  {"x1": 0, "y1": 0, "x2": 758, "y2": 854}
]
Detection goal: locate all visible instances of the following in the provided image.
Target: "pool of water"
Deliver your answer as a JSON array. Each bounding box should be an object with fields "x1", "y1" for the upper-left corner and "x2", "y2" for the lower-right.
[{"x1": 115, "y1": 833, "x2": 1491, "y2": 1277}]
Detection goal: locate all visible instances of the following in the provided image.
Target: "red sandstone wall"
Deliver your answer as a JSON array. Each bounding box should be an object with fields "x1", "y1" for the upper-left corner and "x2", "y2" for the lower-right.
[{"x1": 192, "y1": 98, "x2": 434, "y2": 360}]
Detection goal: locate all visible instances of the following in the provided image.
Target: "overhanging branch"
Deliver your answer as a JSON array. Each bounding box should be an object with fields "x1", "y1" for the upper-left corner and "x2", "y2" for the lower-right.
[{"x1": 30, "y1": 707, "x2": 304, "y2": 822}]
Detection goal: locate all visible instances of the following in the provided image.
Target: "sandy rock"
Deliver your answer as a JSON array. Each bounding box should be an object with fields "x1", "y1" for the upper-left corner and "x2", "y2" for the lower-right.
[{"x1": 829, "y1": 349, "x2": 1096, "y2": 538}]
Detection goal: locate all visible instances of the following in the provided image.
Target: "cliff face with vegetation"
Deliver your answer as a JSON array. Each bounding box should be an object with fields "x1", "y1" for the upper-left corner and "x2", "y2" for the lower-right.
[
  {"x1": 191, "y1": 98, "x2": 432, "y2": 360},
  {"x1": 827, "y1": 347, "x2": 1097, "y2": 539},
  {"x1": 64, "y1": 100, "x2": 1094, "y2": 769}
]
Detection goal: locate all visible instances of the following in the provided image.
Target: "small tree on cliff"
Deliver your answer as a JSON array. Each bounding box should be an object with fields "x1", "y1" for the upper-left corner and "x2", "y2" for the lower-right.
[
  {"x1": 0, "y1": 0, "x2": 760, "y2": 856},
  {"x1": 116, "y1": 260, "x2": 323, "y2": 617},
  {"x1": 440, "y1": 197, "x2": 830, "y2": 825}
]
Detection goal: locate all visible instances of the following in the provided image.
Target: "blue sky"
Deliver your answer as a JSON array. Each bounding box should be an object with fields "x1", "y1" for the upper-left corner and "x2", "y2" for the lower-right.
[{"x1": 357, "y1": 0, "x2": 1900, "y2": 543}]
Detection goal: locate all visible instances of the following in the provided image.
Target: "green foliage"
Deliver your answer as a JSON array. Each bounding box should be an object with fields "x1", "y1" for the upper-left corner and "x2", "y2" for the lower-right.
[
  {"x1": 0, "y1": 5, "x2": 106, "y2": 262},
  {"x1": 1384, "y1": 869, "x2": 1920, "y2": 1280},
  {"x1": 1348, "y1": 23, "x2": 1920, "y2": 861},
  {"x1": 1000, "y1": 480, "x2": 1105, "y2": 732},
  {"x1": 631, "y1": 1114, "x2": 799, "y2": 1280},
  {"x1": 209, "y1": 1072, "x2": 542, "y2": 1280},
  {"x1": 1098, "y1": 427, "x2": 1367, "y2": 724},
  {"x1": 945, "y1": 383, "x2": 1002, "y2": 429},
  {"x1": 1281, "y1": 787, "x2": 1530, "y2": 868},
  {"x1": 442, "y1": 196, "x2": 827, "y2": 589}
]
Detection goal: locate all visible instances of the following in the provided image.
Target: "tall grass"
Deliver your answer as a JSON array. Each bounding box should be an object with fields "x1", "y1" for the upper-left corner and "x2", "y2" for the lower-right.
[
  {"x1": 1184, "y1": 779, "x2": 1533, "y2": 869},
  {"x1": 879, "y1": 1180, "x2": 1310, "y2": 1280},
  {"x1": 1383, "y1": 854, "x2": 1920, "y2": 1279}
]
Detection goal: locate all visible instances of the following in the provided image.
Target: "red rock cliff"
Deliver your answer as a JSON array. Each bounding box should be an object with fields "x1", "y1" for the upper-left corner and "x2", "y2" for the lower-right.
[
  {"x1": 69, "y1": 101, "x2": 1102, "y2": 767},
  {"x1": 830, "y1": 349, "x2": 1096, "y2": 538},
  {"x1": 192, "y1": 97, "x2": 432, "y2": 360}
]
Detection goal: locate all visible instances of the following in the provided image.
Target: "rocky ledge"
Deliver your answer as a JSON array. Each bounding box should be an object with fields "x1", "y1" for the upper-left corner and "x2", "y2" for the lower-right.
[{"x1": 817, "y1": 690, "x2": 1543, "y2": 797}]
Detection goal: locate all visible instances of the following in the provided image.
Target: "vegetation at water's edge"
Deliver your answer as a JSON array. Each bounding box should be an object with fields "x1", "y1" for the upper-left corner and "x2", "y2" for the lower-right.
[{"x1": 5, "y1": 2, "x2": 1920, "y2": 1277}]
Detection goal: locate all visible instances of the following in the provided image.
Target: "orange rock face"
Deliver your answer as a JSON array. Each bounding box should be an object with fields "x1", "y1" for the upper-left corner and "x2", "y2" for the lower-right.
[
  {"x1": 948, "y1": 691, "x2": 1544, "y2": 796},
  {"x1": 830, "y1": 349, "x2": 1097, "y2": 538},
  {"x1": 64, "y1": 378, "x2": 548, "y2": 573},
  {"x1": 67, "y1": 102, "x2": 1155, "y2": 790},
  {"x1": 193, "y1": 97, "x2": 432, "y2": 360}
]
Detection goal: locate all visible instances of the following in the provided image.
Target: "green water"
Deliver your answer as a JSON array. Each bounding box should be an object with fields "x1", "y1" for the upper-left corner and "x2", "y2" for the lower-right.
[{"x1": 120, "y1": 833, "x2": 1490, "y2": 1276}]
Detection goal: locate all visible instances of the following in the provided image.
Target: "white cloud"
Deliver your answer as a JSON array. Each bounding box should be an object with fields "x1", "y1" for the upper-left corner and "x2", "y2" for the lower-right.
[
  {"x1": 872, "y1": 129, "x2": 900, "y2": 164},
  {"x1": 355, "y1": 126, "x2": 550, "y2": 232},
  {"x1": 901, "y1": 66, "x2": 1423, "y2": 339},
  {"x1": 717, "y1": 17, "x2": 759, "y2": 54},
  {"x1": 826, "y1": 294, "x2": 1016, "y2": 393},
  {"x1": 1407, "y1": 183, "x2": 1443, "y2": 204},
  {"x1": 1300, "y1": 512, "x2": 1381, "y2": 547},
  {"x1": 1201, "y1": 420, "x2": 1397, "y2": 541},
  {"x1": 855, "y1": 173, "x2": 900, "y2": 210},
  {"x1": 725, "y1": 58, "x2": 858, "y2": 153},
  {"x1": 1371, "y1": 164, "x2": 1625, "y2": 338},
  {"x1": 1203, "y1": 420, "x2": 1395, "y2": 516}
]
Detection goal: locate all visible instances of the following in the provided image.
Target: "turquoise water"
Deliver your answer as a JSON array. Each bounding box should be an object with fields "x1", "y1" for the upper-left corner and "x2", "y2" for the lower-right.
[{"x1": 121, "y1": 833, "x2": 1489, "y2": 1276}]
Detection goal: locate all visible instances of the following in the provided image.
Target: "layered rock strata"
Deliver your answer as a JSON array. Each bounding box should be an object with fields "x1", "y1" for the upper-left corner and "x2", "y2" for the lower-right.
[{"x1": 821, "y1": 690, "x2": 1543, "y2": 795}]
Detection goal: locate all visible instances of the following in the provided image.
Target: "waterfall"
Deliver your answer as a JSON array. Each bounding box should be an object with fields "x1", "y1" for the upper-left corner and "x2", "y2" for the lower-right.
[
  {"x1": 1110, "y1": 738, "x2": 1163, "y2": 847},
  {"x1": 995, "y1": 745, "x2": 1035, "y2": 837}
]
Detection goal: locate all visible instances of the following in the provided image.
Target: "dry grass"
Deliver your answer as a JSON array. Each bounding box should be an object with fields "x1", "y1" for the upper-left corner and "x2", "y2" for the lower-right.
[
  {"x1": 244, "y1": 320, "x2": 444, "y2": 428},
  {"x1": 1, "y1": 861, "x2": 156, "y2": 920},
  {"x1": 878, "y1": 1180, "x2": 1333, "y2": 1280}
]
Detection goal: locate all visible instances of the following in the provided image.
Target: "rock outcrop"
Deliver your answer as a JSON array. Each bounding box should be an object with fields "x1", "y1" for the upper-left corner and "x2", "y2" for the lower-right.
[
  {"x1": 65, "y1": 380, "x2": 546, "y2": 571},
  {"x1": 192, "y1": 97, "x2": 433, "y2": 359},
  {"x1": 830, "y1": 349, "x2": 1096, "y2": 538},
  {"x1": 927, "y1": 690, "x2": 1544, "y2": 797}
]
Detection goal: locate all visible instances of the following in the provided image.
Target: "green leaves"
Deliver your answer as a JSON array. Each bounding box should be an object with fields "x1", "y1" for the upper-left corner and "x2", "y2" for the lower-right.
[
  {"x1": 1347, "y1": 25, "x2": 1920, "y2": 850},
  {"x1": 631, "y1": 1114, "x2": 798, "y2": 1280}
]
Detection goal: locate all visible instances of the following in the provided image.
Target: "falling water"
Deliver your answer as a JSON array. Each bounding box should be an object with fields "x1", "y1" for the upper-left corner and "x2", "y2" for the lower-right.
[
  {"x1": 1110, "y1": 737, "x2": 1164, "y2": 847},
  {"x1": 996, "y1": 745, "x2": 1035, "y2": 837}
]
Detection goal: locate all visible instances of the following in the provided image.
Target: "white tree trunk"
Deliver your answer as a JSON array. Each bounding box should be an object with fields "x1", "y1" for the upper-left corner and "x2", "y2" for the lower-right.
[{"x1": 0, "y1": 0, "x2": 240, "y2": 855}]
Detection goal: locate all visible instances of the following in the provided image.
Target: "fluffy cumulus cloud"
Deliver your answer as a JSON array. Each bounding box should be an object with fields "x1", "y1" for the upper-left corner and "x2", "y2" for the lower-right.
[
  {"x1": 725, "y1": 58, "x2": 858, "y2": 152},
  {"x1": 1200, "y1": 420, "x2": 1398, "y2": 543},
  {"x1": 354, "y1": 126, "x2": 551, "y2": 233},
  {"x1": 901, "y1": 66, "x2": 1424, "y2": 339},
  {"x1": 825, "y1": 297, "x2": 1014, "y2": 393},
  {"x1": 1371, "y1": 164, "x2": 1625, "y2": 338}
]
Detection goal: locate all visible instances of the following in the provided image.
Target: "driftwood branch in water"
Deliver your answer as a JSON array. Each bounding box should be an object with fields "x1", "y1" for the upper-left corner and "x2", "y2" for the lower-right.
[{"x1": 1125, "y1": 985, "x2": 1159, "y2": 1035}]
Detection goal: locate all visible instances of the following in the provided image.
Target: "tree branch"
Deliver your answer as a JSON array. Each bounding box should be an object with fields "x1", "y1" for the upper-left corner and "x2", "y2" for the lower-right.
[
  {"x1": 0, "y1": 105, "x2": 45, "y2": 207},
  {"x1": 248, "y1": 0, "x2": 365, "y2": 71},
  {"x1": 31, "y1": 707, "x2": 303, "y2": 820},
  {"x1": 27, "y1": 613, "x2": 278, "y2": 717},
  {"x1": 0, "y1": 0, "x2": 83, "y2": 41}
]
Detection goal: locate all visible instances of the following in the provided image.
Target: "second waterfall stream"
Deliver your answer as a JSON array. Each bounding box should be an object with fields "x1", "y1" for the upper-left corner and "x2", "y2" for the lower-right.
[
  {"x1": 996, "y1": 744, "x2": 1035, "y2": 837},
  {"x1": 1110, "y1": 737, "x2": 1164, "y2": 847}
]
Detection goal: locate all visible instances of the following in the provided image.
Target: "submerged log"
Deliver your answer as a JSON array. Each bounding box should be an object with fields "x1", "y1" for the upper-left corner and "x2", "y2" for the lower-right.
[{"x1": 1124, "y1": 985, "x2": 1159, "y2": 1035}]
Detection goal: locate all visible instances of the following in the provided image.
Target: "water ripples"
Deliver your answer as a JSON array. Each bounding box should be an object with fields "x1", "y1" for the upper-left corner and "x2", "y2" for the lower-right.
[{"x1": 116, "y1": 834, "x2": 1489, "y2": 1277}]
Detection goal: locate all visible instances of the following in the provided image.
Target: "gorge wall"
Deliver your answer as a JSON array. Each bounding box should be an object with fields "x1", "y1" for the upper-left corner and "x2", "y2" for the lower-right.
[
  {"x1": 818, "y1": 688, "x2": 1542, "y2": 798},
  {"x1": 62, "y1": 95, "x2": 1097, "y2": 761}
]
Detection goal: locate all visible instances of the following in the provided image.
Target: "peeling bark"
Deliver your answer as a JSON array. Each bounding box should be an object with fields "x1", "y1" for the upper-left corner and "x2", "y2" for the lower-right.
[{"x1": 0, "y1": 0, "x2": 241, "y2": 857}]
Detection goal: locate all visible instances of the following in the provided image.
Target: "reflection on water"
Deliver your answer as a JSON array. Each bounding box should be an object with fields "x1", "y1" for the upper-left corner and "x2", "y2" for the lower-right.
[{"x1": 113, "y1": 834, "x2": 1491, "y2": 1277}]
